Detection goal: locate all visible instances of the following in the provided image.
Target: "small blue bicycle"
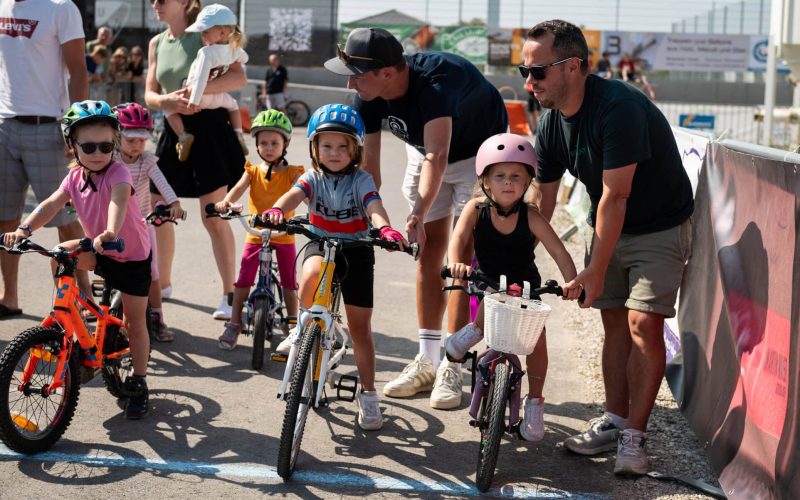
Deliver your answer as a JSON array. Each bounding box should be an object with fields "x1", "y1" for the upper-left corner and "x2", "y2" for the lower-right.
[{"x1": 206, "y1": 204, "x2": 287, "y2": 369}]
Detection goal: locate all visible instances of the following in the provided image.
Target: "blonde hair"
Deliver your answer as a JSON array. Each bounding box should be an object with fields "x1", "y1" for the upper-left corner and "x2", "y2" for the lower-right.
[
  {"x1": 228, "y1": 25, "x2": 246, "y2": 50},
  {"x1": 186, "y1": 0, "x2": 202, "y2": 24},
  {"x1": 67, "y1": 122, "x2": 120, "y2": 169}
]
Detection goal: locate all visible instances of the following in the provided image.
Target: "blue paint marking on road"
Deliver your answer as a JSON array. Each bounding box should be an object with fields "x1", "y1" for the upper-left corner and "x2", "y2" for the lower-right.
[{"x1": 0, "y1": 444, "x2": 608, "y2": 499}]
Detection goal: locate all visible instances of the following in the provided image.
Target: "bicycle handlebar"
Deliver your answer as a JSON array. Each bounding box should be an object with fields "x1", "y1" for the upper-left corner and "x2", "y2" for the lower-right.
[
  {"x1": 0, "y1": 237, "x2": 124, "y2": 259},
  {"x1": 204, "y1": 203, "x2": 287, "y2": 238},
  {"x1": 145, "y1": 203, "x2": 187, "y2": 227},
  {"x1": 250, "y1": 214, "x2": 419, "y2": 258},
  {"x1": 440, "y1": 266, "x2": 569, "y2": 299}
]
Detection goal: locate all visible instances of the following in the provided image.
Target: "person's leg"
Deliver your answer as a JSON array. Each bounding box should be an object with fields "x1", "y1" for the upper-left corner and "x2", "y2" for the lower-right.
[
  {"x1": 417, "y1": 215, "x2": 451, "y2": 350},
  {"x1": 151, "y1": 193, "x2": 175, "y2": 295},
  {"x1": 626, "y1": 310, "x2": 665, "y2": 431},
  {"x1": 273, "y1": 241, "x2": 300, "y2": 319},
  {"x1": 165, "y1": 113, "x2": 185, "y2": 137},
  {"x1": 122, "y1": 293, "x2": 150, "y2": 376},
  {"x1": 0, "y1": 219, "x2": 21, "y2": 312},
  {"x1": 525, "y1": 331, "x2": 548, "y2": 398},
  {"x1": 199, "y1": 187, "x2": 236, "y2": 317},
  {"x1": 345, "y1": 304, "x2": 375, "y2": 391},
  {"x1": 297, "y1": 255, "x2": 321, "y2": 308},
  {"x1": 601, "y1": 308, "x2": 632, "y2": 418}
]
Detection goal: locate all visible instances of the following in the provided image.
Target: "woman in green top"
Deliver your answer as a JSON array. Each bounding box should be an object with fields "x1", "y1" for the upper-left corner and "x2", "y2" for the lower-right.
[{"x1": 145, "y1": 0, "x2": 245, "y2": 319}]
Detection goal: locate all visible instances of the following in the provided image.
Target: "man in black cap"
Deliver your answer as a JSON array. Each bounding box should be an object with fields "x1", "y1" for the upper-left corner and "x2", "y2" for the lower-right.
[{"x1": 325, "y1": 28, "x2": 508, "y2": 411}]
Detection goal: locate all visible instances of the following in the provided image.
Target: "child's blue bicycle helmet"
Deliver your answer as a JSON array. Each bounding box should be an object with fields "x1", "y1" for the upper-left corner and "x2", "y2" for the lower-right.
[
  {"x1": 306, "y1": 103, "x2": 365, "y2": 144},
  {"x1": 61, "y1": 100, "x2": 119, "y2": 143}
]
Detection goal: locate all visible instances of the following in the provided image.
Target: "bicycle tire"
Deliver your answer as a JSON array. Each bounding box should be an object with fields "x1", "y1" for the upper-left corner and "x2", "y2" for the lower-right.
[
  {"x1": 277, "y1": 322, "x2": 320, "y2": 480},
  {"x1": 101, "y1": 306, "x2": 132, "y2": 398},
  {"x1": 251, "y1": 294, "x2": 271, "y2": 370},
  {"x1": 286, "y1": 100, "x2": 310, "y2": 127},
  {"x1": 0, "y1": 327, "x2": 80, "y2": 454},
  {"x1": 475, "y1": 362, "x2": 509, "y2": 492}
]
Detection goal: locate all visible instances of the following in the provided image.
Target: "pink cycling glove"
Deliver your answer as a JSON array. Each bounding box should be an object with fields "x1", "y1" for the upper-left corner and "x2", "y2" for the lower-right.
[
  {"x1": 262, "y1": 207, "x2": 284, "y2": 219},
  {"x1": 378, "y1": 225, "x2": 404, "y2": 242}
]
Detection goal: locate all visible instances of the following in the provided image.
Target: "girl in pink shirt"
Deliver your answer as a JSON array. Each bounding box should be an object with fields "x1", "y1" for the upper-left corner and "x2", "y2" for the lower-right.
[{"x1": 2, "y1": 100, "x2": 152, "y2": 420}]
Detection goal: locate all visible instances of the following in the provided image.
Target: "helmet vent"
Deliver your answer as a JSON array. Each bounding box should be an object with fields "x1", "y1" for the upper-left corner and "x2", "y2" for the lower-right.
[
  {"x1": 518, "y1": 145, "x2": 525, "y2": 151},
  {"x1": 497, "y1": 144, "x2": 505, "y2": 150}
]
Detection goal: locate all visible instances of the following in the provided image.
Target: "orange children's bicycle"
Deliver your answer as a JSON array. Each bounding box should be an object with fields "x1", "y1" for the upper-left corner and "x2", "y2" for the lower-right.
[{"x1": 0, "y1": 237, "x2": 132, "y2": 454}]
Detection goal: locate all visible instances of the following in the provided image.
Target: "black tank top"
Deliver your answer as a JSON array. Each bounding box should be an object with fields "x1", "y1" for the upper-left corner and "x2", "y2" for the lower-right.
[{"x1": 473, "y1": 202, "x2": 541, "y2": 288}]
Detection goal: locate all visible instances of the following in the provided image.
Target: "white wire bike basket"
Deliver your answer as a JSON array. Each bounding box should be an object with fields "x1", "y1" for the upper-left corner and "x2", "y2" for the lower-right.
[{"x1": 483, "y1": 293, "x2": 551, "y2": 356}]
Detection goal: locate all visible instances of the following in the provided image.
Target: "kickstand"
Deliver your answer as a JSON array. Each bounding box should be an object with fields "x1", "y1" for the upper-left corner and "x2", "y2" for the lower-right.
[{"x1": 647, "y1": 471, "x2": 725, "y2": 498}]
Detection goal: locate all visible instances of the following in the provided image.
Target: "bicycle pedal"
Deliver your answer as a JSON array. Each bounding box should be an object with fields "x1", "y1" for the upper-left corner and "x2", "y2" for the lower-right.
[
  {"x1": 469, "y1": 419, "x2": 479, "y2": 428},
  {"x1": 270, "y1": 352, "x2": 288, "y2": 363},
  {"x1": 91, "y1": 280, "x2": 105, "y2": 297},
  {"x1": 336, "y1": 374, "x2": 358, "y2": 402}
]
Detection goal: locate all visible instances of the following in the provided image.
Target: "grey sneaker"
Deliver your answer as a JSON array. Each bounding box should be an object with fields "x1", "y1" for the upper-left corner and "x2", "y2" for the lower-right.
[
  {"x1": 519, "y1": 396, "x2": 545, "y2": 441},
  {"x1": 445, "y1": 323, "x2": 483, "y2": 362},
  {"x1": 275, "y1": 334, "x2": 294, "y2": 354},
  {"x1": 563, "y1": 413, "x2": 620, "y2": 455},
  {"x1": 614, "y1": 429, "x2": 649, "y2": 476},
  {"x1": 218, "y1": 322, "x2": 240, "y2": 351},
  {"x1": 430, "y1": 359, "x2": 463, "y2": 409},
  {"x1": 383, "y1": 353, "x2": 436, "y2": 398},
  {"x1": 356, "y1": 390, "x2": 383, "y2": 430}
]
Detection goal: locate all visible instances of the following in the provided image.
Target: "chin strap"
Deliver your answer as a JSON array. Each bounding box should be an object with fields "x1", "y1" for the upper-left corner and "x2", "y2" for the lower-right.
[
  {"x1": 479, "y1": 186, "x2": 524, "y2": 217},
  {"x1": 77, "y1": 157, "x2": 114, "y2": 193},
  {"x1": 260, "y1": 151, "x2": 288, "y2": 181},
  {"x1": 318, "y1": 160, "x2": 357, "y2": 176}
]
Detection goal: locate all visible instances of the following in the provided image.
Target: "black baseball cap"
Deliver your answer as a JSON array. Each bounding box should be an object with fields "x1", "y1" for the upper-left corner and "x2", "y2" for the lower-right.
[{"x1": 324, "y1": 28, "x2": 404, "y2": 76}]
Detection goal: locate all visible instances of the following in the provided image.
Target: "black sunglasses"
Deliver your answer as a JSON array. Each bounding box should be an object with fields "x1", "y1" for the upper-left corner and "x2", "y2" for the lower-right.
[
  {"x1": 337, "y1": 44, "x2": 386, "y2": 69},
  {"x1": 75, "y1": 141, "x2": 115, "y2": 154},
  {"x1": 518, "y1": 57, "x2": 579, "y2": 80}
]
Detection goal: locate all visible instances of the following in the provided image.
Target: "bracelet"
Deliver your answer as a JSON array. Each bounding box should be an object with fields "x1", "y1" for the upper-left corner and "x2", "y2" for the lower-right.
[{"x1": 17, "y1": 224, "x2": 32, "y2": 237}]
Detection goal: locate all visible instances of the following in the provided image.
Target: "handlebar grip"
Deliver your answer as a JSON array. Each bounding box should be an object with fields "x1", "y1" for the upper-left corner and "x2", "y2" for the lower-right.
[
  {"x1": 102, "y1": 238, "x2": 125, "y2": 252},
  {"x1": 440, "y1": 266, "x2": 452, "y2": 279},
  {"x1": 204, "y1": 203, "x2": 217, "y2": 215}
]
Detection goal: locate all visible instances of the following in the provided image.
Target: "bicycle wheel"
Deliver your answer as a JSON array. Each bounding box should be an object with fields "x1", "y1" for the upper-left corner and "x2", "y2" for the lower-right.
[
  {"x1": 101, "y1": 306, "x2": 132, "y2": 398},
  {"x1": 286, "y1": 100, "x2": 310, "y2": 127},
  {"x1": 0, "y1": 327, "x2": 80, "y2": 454},
  {"x1": 475, "y1": 362, "x2": 509, "y2": 492},
  {"x1": 251, "y1": 294, "x2": 272, "y2": 370},
  {"x1": 277, "y1": 322, "x2": 320, "y2": 480}
]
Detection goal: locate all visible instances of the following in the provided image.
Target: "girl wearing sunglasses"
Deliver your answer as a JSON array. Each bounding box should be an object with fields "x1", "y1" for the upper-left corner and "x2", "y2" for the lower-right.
[{"x1": 2, "y1": 100, "x2": 154, "y2": 419}]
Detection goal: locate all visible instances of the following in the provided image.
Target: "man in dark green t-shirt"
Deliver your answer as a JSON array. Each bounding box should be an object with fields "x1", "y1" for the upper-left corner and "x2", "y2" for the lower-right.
[{"x1": 523, "y1": 20, "x2": 693, "y2": 477}]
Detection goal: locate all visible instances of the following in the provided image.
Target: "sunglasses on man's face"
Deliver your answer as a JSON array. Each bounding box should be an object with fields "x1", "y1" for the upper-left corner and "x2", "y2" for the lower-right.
[
  {"x1": 518, "y1": 57, "x2": 579, "y2": 80},
  {"x1": 75, "y1": 141, "x2": 115, "y2": 155},
  {"x1": 336, "y1": 44, "x2": 385, "y2": 69}
]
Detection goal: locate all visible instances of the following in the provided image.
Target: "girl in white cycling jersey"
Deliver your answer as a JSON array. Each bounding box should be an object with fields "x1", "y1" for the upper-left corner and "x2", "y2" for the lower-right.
[
  {"x1": 445, "y1": 133, "x2": 580, "y2": 441},
  {"x1": 265, "y1": 104, "x2": 407, "y2": 432}
]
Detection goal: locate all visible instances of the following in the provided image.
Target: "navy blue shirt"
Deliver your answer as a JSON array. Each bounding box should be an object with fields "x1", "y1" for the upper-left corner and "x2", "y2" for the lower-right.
[
  {"x1": 356, "y1": 52, "x2": 508, "y2": 163},
  {"x1": 536, "y1": 75, "x2": 693, "y2": 235}
]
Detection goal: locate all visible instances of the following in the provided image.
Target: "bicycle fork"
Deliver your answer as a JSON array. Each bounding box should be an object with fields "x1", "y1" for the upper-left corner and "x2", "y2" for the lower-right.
[{"x1": 469, "y1": 350, "x2": 525, "y2": 430}]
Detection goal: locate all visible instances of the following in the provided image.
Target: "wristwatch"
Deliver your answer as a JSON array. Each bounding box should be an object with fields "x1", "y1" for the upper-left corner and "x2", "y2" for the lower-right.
[{"x1": 17, "y1": 224, "x2": 32, "y2": 237}]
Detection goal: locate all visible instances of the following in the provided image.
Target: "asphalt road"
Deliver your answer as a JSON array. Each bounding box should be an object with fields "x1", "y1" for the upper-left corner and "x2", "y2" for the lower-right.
[{"x1": 0, "y1": 130, "x2": 704, "y2": 499}]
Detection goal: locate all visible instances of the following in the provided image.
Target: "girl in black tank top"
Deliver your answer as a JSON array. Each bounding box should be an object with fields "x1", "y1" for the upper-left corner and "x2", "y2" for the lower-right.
[{"x1": 443, "y1": 133, "x2": 580, "y2": 442}]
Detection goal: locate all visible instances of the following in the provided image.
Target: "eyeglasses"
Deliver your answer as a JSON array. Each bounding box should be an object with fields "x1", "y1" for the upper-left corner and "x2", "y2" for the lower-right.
[
  {"x1": 74, "y1": 141, "x2": 115, "y2": 154},
  {"x1": 518, "y1": 57, "x2": 580, "y2": 80},
  {"x1": 337, "y1": 44, "x2": 385, "y2": 69}
]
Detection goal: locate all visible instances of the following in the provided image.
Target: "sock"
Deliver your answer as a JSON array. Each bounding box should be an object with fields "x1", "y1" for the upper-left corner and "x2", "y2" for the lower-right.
[
  {"x1": 606, "y1": 411, "x2": 628, "y2": 430},
  {"x1": 419, "y1": 329, "x2": 442, "y2": 369}
]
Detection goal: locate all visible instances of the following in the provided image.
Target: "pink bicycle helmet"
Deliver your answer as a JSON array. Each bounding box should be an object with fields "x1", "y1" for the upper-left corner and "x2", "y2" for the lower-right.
[
  {"x1": 114, "y1": 103, "x2": 153, "y2": 130},
  {"x1": 475, "y1": 133, "x2": 537, "y2": 177}
]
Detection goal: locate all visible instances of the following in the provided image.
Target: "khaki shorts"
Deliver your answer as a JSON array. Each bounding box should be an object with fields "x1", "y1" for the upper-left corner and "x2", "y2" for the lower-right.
[
  {"x1": 586, "y1": 217, "x2": 692, "y2": 318},
  {"x1": 402, "y1": 144, "x2": 476, "y2": 223}
]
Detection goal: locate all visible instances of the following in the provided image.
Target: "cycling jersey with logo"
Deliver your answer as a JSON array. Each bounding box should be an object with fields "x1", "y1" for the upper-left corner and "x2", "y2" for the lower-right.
[
  {"x1": 0, "y1": 0, "x2": 84, "y2": 118},
  {"x1": 295, "y1": 169, "x2": 381, "y2": 239},
  {"x1": 355, "y1": 52, "x2": 508, "y2": 163}
]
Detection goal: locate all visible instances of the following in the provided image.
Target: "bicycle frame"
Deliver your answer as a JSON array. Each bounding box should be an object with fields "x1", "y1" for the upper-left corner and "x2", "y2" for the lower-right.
[
  {"x1": 277, "y1": 239, "x2": 350, "y2": 408},
  {"x1": 23, "y1": 255, "x2": 125, "y2": 395},
  {"x1": 470, "y1": 349, "x2": 526, "y2": 430},
  {"x1": 235, "y1": 217, "x2": 284, "y2": 332}
]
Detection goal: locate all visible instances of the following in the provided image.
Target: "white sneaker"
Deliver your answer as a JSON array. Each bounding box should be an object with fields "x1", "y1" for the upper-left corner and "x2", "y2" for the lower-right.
[
  {"x1": 614, "y1": 429, "x2": 649, "y2": 476},
  {"x1": 383, "y1": 353, "x2": 436, "y2": 398},
  {"x1": 519, "y1": 396, "x2": 545, "y2": 441},
  {"x1": 161, "y1": 285, "x2": 172, "y2": 300},
  {"x1": 212, "y1": 296, "x2": 232, "y2": 320},
  {"x1": 563, "y1": 413, "x2": 620, "y2": 455},
  {"x1": 275, "y1": 334, "x2": 293, "y2": 354},
  {"x1": 445, "y1": 323, "x2": 483, "y2": 362},
  {"x1": 430, "y1": 359, "x2": 463, "y2": 409},
  {"x1": 356, "y1": 390, "x2": 383, "y2": 430}
]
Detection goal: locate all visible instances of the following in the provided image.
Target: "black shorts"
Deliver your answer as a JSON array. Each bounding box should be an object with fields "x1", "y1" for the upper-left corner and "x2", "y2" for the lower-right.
[
  {"x1": 303, "y1": 244, "x2": 374, "y2": 308},
  {"x1": 95, "y1": 252, "x2": 152, "y2": 297}
]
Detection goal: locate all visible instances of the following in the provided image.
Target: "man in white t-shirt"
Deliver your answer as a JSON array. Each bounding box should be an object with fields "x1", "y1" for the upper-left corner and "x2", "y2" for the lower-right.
[{"x1": 0, "y1": 0, "x2": 90, "y2": 318}]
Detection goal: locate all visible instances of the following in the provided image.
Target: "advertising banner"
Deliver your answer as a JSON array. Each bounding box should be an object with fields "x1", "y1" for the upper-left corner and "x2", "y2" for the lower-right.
[
  {"x1": 432, "y1": 25, "x2": 488, "y2": 65},
  {"x1": 677, "y1": 142, "x2": 800, "y2": 498}
]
